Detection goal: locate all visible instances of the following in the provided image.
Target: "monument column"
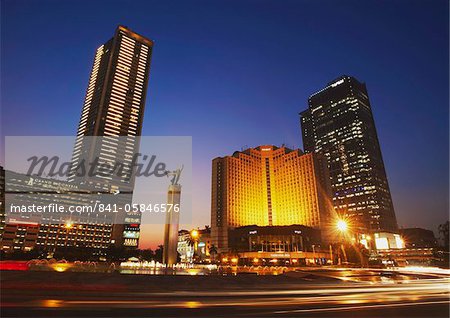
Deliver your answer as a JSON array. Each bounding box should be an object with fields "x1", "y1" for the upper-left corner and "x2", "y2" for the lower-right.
[{"x1": 162, "y1": 168, "x2": 182, "y2": 266}]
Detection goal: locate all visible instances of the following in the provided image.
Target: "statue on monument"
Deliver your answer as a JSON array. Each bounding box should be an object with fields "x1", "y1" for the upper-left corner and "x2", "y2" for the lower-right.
[{"x1": 165, "y1": 165, "x2": 183, "y2": 186}]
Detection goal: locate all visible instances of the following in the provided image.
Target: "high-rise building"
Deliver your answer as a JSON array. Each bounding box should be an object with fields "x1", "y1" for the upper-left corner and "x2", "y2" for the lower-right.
[
  {"x1": 300, "y1": 75, "x2": 398, "y2": 233},
  {"x1": 70, "y1": 25, "x2": 153, "y2": 186},
  {"x1": 1, "y1": 26, "x2": 154, "y2": 252},
  {"x1": 211, "y1": 145, "x2": 333, "y2": 252},
  {"x1": 68, "y1": 25, "x2": 154, "y2": 248}
]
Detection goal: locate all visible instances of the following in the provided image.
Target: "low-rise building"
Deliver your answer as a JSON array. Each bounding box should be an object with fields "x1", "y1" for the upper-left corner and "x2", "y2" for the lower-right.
[
  {"x1": 400, "y1": 228, "x2": 438, "y2": 248},
  {"x1": 177, "y1": 227, "x2": 212, "y2": 263},
  {"x1": 226, "y1": 225, "x2": 329, "y2": 266},
  {"x1": 1, "y1": 170, "x2": 138, "y2": 252}
]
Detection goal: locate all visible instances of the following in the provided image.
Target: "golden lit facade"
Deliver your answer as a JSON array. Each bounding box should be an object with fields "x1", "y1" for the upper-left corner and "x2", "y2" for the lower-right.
[{"x1": 211, "y1": 145, "x2": 333, "y2": 251}]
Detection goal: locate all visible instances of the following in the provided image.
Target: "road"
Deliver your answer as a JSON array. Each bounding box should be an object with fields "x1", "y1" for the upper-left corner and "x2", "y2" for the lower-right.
[{"x1": 1, "y1": 267, "x2": 449, "y2": 317}]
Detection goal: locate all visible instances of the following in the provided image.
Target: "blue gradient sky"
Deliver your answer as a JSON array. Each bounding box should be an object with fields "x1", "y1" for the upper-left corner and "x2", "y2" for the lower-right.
[{"x1": 2, "y1": 0, "x2": 448, "y2": 248}]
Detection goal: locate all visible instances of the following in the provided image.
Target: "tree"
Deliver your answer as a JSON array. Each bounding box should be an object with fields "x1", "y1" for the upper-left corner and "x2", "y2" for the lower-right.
[
  {"x1": 53, "y1": 246, "x2": 96, "y2": 261},
  {"x1": 105, "y1": 246, "x2": 136, "y2": 262},
  {"x1": 3, "y1": 248, "x2": 46, "y2": 261},
  {"x1": 209, "y1": 244, "x2": 218, "y2": 263},
  {"x1": 435, "y1": 221, "x2": 450, "y2": 268},
  {"x1": 439, "y1": 221, "x2": 449, "y2": 251},
  {"x1": 138, "y1": 249, "x2": 154, "y2": 261},
  {"x1": 185, "y1": 230, "x2": 200, "y2": 263},
  {"x1": 185, "y1": 235, "x2": 196, "y2": 248},
  {"x1": 154, "y1": 245, "x2": 163, "y2": 263}
]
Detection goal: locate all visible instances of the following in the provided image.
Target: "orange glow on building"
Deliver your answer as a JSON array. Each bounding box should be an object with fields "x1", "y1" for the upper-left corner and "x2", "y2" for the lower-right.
[{"x1": 211, "y1": 145, "x2": 333, "y2": 252}]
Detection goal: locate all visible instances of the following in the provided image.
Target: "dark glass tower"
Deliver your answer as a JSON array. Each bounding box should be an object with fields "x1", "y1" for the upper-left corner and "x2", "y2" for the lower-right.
[{"x1": 300, "y1": 76, "x2": 398, "y2": 233}]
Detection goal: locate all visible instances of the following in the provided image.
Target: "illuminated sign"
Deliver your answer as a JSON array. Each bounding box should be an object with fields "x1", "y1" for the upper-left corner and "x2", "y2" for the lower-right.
[
  {"x1": 125, "y1": 218, "x2": 140, "y2": 223},
  {"x1": 124, "y1": 238, "x2": 138, "y2": 246},
  {"x1": 269, "y1": 253, "x2": 291, "y2": 258},
  {"x1": 123, "y1": 231, "x2": 140, "y2": 239}
]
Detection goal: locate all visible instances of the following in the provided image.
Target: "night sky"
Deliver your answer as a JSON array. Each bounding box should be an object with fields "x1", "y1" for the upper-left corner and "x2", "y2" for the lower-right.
[{"x1": 2, "y1": 0, "x2": 448, "y2": 249}]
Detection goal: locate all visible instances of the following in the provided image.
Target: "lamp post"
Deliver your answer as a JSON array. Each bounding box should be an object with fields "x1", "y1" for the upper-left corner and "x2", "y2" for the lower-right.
[
  {"x1": 336, "y1": 219, "x2": 348, "y2": 265},
  {"x1": 190, "y1": 229, "x2": 199, "y2": 263},
  {"x1": 312, "y1": 244, "x2": 316, "y2": 265}
]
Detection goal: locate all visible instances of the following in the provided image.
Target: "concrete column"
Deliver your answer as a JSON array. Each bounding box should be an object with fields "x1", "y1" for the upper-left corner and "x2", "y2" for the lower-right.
[{"x1": 163, "y1": 184, "x2": 181, "y2": 266}]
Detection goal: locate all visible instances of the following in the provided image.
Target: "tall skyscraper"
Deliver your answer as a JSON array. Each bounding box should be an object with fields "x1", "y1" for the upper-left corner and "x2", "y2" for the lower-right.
[
  {"x1": 68, "y1": 26, "x2": 154, "y2": 248},
  {"x1": 70, "y1": 25, "x2": 153, "y2": 187},
  {"x1": 1, "y1": 26, "x2": 154, "y2": 252},
  {"x1": 300, "y1": 75, "x2": 398, "y2": 233},
  {"x1": 211, "y1": 145, "x2": 333, "y2": 252}
]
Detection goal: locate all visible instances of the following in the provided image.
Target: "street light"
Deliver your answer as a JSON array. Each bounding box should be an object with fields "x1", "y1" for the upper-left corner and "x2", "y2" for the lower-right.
[
  {"x1": 336, "y1": 219, "x2": 348, "y2": 265},
  {"x1": 189, "y1": 229, "x2": 200, "y2": 263},
  {"x1": 191, "y1": 229, "x2": 199, "y2": 239},
  {"x1": 336, "y1": 219, "x2": 348, "y2": 232},
  {"x1": 64, "y1": 221, "x2": 73, "y2": 229}
]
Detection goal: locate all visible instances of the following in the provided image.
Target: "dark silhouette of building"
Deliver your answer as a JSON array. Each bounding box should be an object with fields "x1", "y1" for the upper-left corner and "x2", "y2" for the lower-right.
[
  {"x1": 300, "y1": 76, "x2": 398, "y2": 233},
  {"x1": 400, "y1": 228, "x2": 438, "y2": 248}
]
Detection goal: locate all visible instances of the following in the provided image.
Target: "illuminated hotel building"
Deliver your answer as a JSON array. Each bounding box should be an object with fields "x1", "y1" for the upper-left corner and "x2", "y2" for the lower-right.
[
  {"x1": 211, "y1": 145, "x2": 333, "y2": 252},
  {"x1": 300, "y1": 76, "x2": 398, "y2": 233}
]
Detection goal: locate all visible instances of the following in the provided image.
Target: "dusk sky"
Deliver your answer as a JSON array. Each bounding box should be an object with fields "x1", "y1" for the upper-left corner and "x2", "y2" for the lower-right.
[{"x1": 2, "y1": 0, "x2": 448, "y2": 249}]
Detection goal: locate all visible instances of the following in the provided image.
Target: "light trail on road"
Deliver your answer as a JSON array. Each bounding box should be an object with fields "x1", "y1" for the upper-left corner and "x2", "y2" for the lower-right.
[{"x1": 1, "y1": 269, "x2": 449, "y2": 317}]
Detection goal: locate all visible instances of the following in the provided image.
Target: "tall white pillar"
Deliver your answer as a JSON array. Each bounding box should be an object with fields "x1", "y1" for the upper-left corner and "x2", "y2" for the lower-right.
[{"x1": 163, "y1": 184, "x2": 181, "y2": 266}]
